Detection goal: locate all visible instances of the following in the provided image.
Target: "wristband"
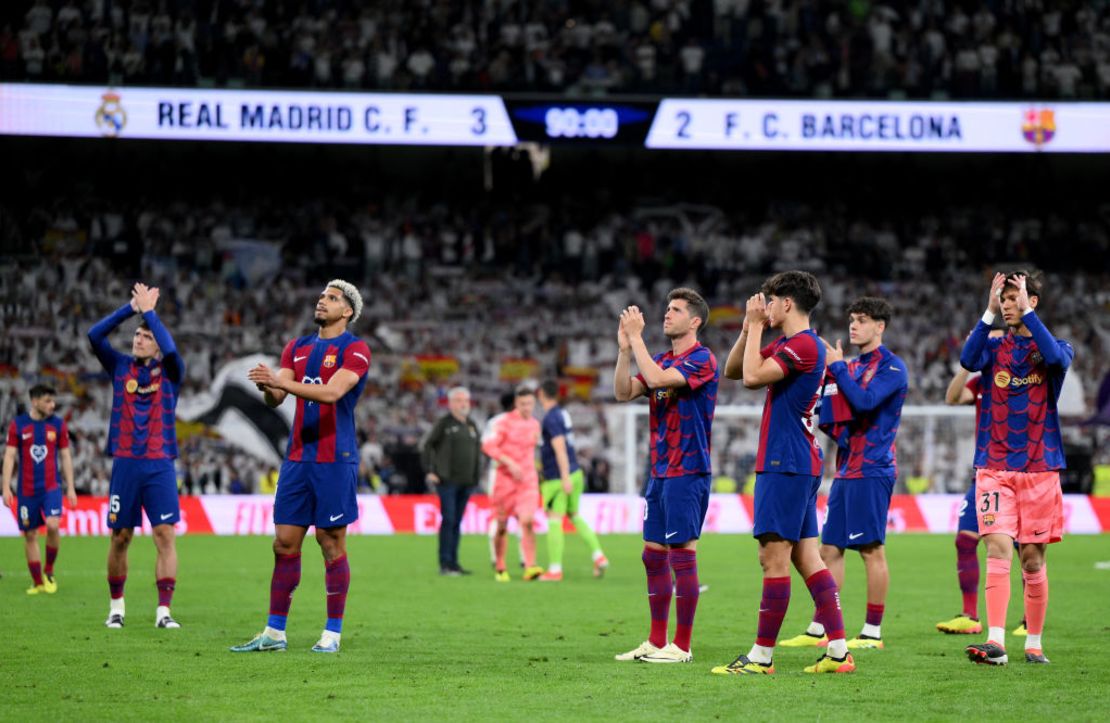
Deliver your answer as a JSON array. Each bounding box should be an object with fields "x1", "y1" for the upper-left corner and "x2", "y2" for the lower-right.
[
  {"x1": 981, "y1": 310, "x2": 996, "y2": 325},
  {"x1": 1022, "y1": 307, "x2": 1035, "y2": 317}
]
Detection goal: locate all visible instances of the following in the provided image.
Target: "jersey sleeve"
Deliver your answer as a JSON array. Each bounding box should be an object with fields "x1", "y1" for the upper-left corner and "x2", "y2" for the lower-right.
[
  {"x1": 965, "y1": 375, "x2": 981, "y2": 397},
  {"x1": 341, "y1": 341, "x2": 372, "y2": 377},
  {"x1": 673, "y1": 347, "x2": 717, "y2": 391},
  {"x1": 760, "y1": 341, "x2": 777, "y2": 359},
  {"x1": 542, "y1": 412, "x2": 566, "y2": 439},
  {"x1": 57, "y1": 419, "x2": 70, "y2": 449},
  {"x1": 279, "y1": 339, "x2": 297, "y2": 372},
  {"x1": 481, "y1": 417, "x2": 508, "y2": 460},
  {"x1": 829, "y1": 358, "x2": 907, "y2": 413},
  {"x1": 770, "y1": 334, "x2": 819, "y2": 377},
  {"x1": 6, "y1": 421, "x2": 17, "y2": 448}
]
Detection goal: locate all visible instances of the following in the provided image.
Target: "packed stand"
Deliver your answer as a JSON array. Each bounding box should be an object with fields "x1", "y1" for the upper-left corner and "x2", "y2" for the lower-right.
[{"x1": 2, "y1": 0, "x2": 1109, "y2": 98}]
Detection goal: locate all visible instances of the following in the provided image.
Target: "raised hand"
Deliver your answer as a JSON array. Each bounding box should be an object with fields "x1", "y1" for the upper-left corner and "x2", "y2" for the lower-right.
[
  {"x1": 617, "y1": 315, "x2": 631, "y2": 351},
  {"x1": 987, "y1": 272, "x2": 1006, "y2": 314},
  {"x1": 1013, "y1": 273, "x2": 1031, "y2": 312},
  {"x1": 823, "y1": 337, "x2": 845, "y2": 365},
  {"x1": 621, "y1": 306, "x2": 645, "y2": 337},
  {"x1": 745, "y1": 293, "x2": 768, "y2": 325},
  {"x1": 131, "y1": 283, "x2": 160, "y2": 313}
]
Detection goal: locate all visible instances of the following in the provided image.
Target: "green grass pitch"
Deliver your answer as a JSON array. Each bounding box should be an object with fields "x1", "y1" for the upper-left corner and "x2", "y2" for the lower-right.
[{"x1": 3, "y1": 533, "x2": 1109, "y2": 721}]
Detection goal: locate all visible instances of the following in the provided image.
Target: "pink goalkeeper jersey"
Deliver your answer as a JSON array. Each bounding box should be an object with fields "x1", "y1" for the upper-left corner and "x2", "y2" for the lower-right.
[{"x1": 481, "y1": 412, "x2": 540, "y2": 489}]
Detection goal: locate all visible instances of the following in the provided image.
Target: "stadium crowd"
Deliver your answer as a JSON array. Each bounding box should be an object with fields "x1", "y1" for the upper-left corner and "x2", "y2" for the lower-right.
[
  {"x1": 1, "y1": 193, "x2": 1107, "y2": 496},
  {"x1": 2, "y1": 0, "x2": 1109, "y2": 98}
]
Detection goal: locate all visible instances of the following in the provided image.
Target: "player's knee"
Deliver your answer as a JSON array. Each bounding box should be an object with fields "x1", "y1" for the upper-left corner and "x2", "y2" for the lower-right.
[
  {"x1": 23, "y1": 530, "x2": 37, "y2": 542},
  {"x1": 273, "y1": 536, "x2": 298, "y2": 556},
  {"x1": 111, "y1": 528, "x2": 133, "y2": 546}
]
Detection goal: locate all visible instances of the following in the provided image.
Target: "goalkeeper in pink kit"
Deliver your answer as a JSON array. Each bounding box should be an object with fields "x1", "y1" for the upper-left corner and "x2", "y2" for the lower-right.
[{"x1": 482, "y1": 386, "x2": 544, "y2": 582}]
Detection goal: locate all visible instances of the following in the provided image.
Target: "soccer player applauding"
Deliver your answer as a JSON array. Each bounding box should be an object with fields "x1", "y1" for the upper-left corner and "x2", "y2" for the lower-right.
[
  {"x1": 613, "y1": 288, "x2": 718, "y2": 664},
  {"x1": 88, "y1": 283, "x2": 184, "y2": 630},
  {"x1": 231, "y1": 280, "x2": 372, "y2": 654},
  {"x1": 780, "y1": 297, "x2": 908, "y2": 650},
  {"x1": 713, "y1": 271, "x2": 853, "y2": 676},
  {"x1": 960, "y1": 271, "x2": 1072, "y2": 666}
]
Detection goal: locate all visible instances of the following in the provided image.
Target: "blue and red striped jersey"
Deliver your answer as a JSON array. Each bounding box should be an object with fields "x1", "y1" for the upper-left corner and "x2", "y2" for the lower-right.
[
  {"x1": 961, "y1": 310, "x2": 1073, "y2": 472},
  {"x1": 281, "y1": 332, "x2": 371, "y2": 464},
  {"x1": 6, "y1": 414, "x2": 68, "y2": 496},
  {"x1": 88, "y1": 304, "x2": 184, "y2": 459},
  {"x1": 823, "y1": 345, "x2": 908, "y2": 479},
  {"x1": 635, "y1": 342, "x2": 718, "y2": 478},
  {"x1": 756, "y1": 329, "x2": 825, "y2": 476}
]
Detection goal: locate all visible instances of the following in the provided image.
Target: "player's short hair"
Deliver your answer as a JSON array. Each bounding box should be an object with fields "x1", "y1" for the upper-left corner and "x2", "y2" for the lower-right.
[
  {"x1": 327, "y1": 279, "x2": 364, "y2": 324},
  {"x1": 846, "y1": 297, "x2": 893, "y2": 325},
  {"x1": 1002, "y1": 268, "x2": 1044, "y2": 302},
  {"x1": 447, "y1": 386, "x2": 470, "y2": 399},
  {"x1": 761, "y1": 271, "x2": 822, "y2": 313},
  {"x1": 539, "y1": 379, "x2": 560, "y2": 399},
  {"x1": 29, "y1": 384, "x2": 56, "y2": 399},
  {"x1": 499, "y1": 390, "x2": 516, "y2": 412},
  {"x1": 515, "y1": 384, "x2": 536, "y2": 397},
  {"x1": 137, "y1": 320, "x2": 151, "y2": 332},
  {"x1": 667, "y1": 287, "x2": 709, "y2": 331}
]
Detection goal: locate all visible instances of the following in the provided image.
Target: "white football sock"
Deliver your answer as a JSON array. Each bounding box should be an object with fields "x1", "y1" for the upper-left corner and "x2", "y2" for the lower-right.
[
  {"x1": 263, "y1": 626, "x2": 287, "y2": 641},
  {"x1": 747, "y1": 644, "x2": 774, "y2": 665},
  {"x1": 806, "y1": 621, "x2": 826, "y2": 636},
  {"x1": 861, "y1": 623, "x2": 882, "y2": 638},
  {"x1": 110, "y1": 597, "x2": 125, "y2": 616},
  {"x1": 1025, "y1": 633, "x2": 1042, "y2": 651},
  {"x1": 827, "y1": 638, "x2": 849, "y2": 658},
  {"x1": 988, "y1": 627, "x2": 1006, "y2": 646}
]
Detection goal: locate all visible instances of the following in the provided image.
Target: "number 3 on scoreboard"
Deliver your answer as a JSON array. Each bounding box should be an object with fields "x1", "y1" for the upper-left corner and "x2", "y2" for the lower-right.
[{"x1": 979, "y1": 491, "x2": 1000, "y2": 513}]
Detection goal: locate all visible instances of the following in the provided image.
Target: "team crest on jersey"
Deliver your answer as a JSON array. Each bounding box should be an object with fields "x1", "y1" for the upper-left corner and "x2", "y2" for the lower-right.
[
  {"x1": 152, "y1": 367, "x2": 161, "y2": 377},
  {"x1": 46, "y1": 429, "x2": 56, "y2": 442},
  {"x1": 30, "y1": 444, "x2": 48, "y2": 464},
  {"x1": 993, "y1": 371, "x2": 1012, "y2": 388},
  {"x1": 1029, "y1": 351, "x2": 1043, "y2": 366},
  {"x1": 126, "y1": 378, "x2": 139, "y2": 394},
  {"x1": 862, "y1": 368, "x2": 876, "y2": 384},
  {"x1": 323, "y1": 354, "x2": 337, "y2": 368},
  {"x1": 982, "y1": 513, "x2": 995, "y2": 527}
]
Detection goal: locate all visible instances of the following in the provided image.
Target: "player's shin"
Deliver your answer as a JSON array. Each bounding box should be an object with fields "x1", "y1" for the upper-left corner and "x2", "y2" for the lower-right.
[
  {"x1": 670, "y1": 548, "x2": 699, "y2": 652},
  {"x1": 267, "y1": 553, "x2": 302, "y2": 635},
  {"x1": 643, "y1": 546, "x2": 672, "y2": 648},
  {"x1": 751, "y1": 576, "x2": 790, "y2": 663},
  {"x1": 985, "y1": 557, "x2": 1011, "y2": 646},
  {"x1": 1022, "y1": 566, "x2": 1048, "y2": 651},
  {"x1": 324, "y1": 554, "x2": 350, "y2": 635},
  {"x1": 806, "y1": 569, "x2": 848, "y2": 658},
  {"x1": 956, "y1": 534, "x2": 980, "y2": 618}
]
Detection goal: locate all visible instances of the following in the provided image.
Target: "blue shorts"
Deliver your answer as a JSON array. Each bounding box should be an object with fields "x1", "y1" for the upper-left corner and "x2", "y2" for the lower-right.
[
  {"x1": 821, "y1": 476, "x2": 895, "y2": 549},
  {"x1": 108, "y1": 458, "x2": 180, "y2": 529},
  {"x1": 753, "y1": 472, "x2": 820, "y2": 542},
  {"x1": 957, "y1": 480, "x2": 979, "y2": 534},
  {"x1": 16, "y1": 489, "x2": 64, "y2": 531},
  {"x1": 273, "y1": 460, "x2": 359, "y2": 529},
  {"x1": 643, "y1": 474, "x2": 711, "y2": 545}
]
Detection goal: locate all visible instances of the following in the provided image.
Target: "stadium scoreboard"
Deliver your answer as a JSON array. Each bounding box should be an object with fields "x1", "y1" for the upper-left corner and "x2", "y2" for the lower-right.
[{"x1": 2, "y1": 84, "x2": 1109, "y2": 153}]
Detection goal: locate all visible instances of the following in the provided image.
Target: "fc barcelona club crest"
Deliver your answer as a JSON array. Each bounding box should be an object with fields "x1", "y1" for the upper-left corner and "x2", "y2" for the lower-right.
[
  {"x1": 1021, "y1": 108, "x2": 1055, "y2": 148},
  {"x1": 95, "y1": 90, "x2": 128, "y2": 138},
  {"x1": 323, "y1": 354, "x2": 337, "y2": 368},
  {"x1": 983, "y1": 513, "x2": 995, "y2": 527},
  {"x1": 1029, "y1": 351, "x2": 1043, "y2": 366},
  {"x1": 862, "y1": 368, "x2": 876, "y2": 384},
  {"x1": 46, "y1": 429, "x2": 56, "y2": 442}
]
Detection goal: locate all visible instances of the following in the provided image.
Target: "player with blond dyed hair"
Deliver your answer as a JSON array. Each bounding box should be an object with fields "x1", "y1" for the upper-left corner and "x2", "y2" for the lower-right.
[{"x1": 232, "y1": 280, "x2": 372, "y2": 654}]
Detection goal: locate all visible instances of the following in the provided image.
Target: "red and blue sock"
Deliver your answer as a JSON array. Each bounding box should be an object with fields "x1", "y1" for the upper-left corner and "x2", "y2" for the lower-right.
[
  {"x1": 670, "y1": 549, "x2": 699, "y2": 652},
  {"x1": 755, "y1": 576, "x2": 791, "y2": 647},
  {"x1": 108, "y1": 575, "x2": 126, "y2": 599},
  {"x1": 45, "y1": 545, "x2": 58, "y2": 576},
  {"x1": 806, "y1": 569, "x2": 846, "y2": 643},
  {"x1": 157, "y1": 577, "x2": 176, "y2": 608},
  {"x1": 28, "y1": 561, "x2": 43, "y2": 586},
  {"x1": 324, "y1": 555, "x2": 350, "y2": 634},
  {"x1": 267, "y1": 553, "x2": 301, "y2": 632},
  {"x1": 865, "y1": 603, "x2": 884, "y2": 627},
  {"x1": 956, "y1": 534, "x2": 980, "y2": 618},
  {"x1": 643, "y1": 546, "x2": 672, "y2": 648}
]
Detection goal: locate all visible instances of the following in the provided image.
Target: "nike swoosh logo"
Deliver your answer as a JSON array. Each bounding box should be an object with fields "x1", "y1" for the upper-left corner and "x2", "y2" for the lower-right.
[
  {"x1": 329, "y1": 513, "x2": 344, "y2": 522},
  {"x1": 49, "y1": 510, "x2": 61, "y2": 515},
  {"x1": 294, "y1": 356, "x2": 308, "y2": 362},
  {"x1": 848, "y1": 532, "x2": 864, "y2": 540},
  {"x1": 326, "y1": 591, "x2": 340, "y2": 596},
  {"x1": 1034, "y1": 530, "x2": 1047, "y2": 536},
  {"x1": 665, "y1": 531, "x2": 678, "y2": 539},
  {"x1": 160, "y1": 513, "x2": 174, "y2": 520}
]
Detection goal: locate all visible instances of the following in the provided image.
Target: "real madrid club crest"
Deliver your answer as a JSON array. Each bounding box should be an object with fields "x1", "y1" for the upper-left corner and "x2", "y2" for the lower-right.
[
  {"x1": 95, "y1": 90, "x2": 127, "y2": 138},
  {"x1": 323, "y1": 354, "x2": 337, "y2": 368}
]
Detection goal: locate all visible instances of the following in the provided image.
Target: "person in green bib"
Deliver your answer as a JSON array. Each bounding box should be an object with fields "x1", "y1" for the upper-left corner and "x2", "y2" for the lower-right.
[{"x1": 537, "y1": 380, "x2": 608, "y2": 581}]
